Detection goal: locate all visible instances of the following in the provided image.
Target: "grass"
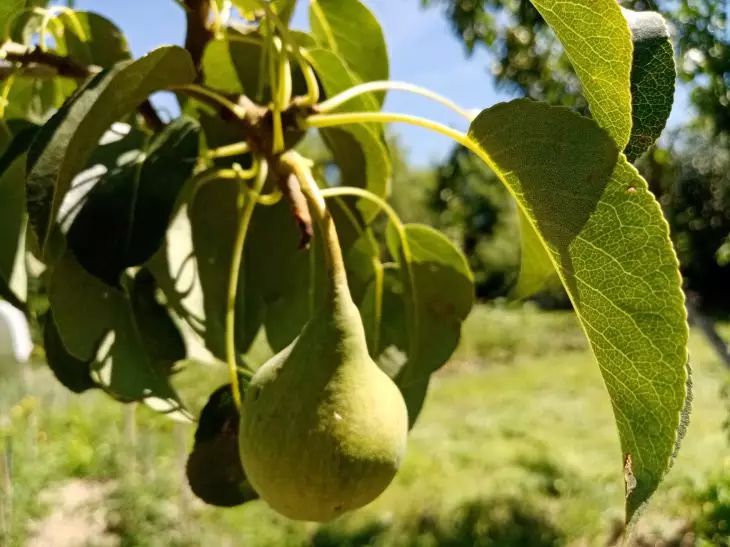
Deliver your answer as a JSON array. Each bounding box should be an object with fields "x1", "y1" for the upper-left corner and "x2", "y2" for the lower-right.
[{"x1": 0, "y1": 304, "x2": 728, "y2": 546}]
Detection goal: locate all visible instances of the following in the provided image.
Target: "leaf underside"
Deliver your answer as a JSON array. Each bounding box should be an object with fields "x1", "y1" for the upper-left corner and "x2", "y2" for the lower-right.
[{"x1": 468, "y1": 99, "x2": 688, "y2": 522}]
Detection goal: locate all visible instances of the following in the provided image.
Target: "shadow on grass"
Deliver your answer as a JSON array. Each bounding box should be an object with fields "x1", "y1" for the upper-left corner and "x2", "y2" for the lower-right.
[{"x1": 313, "y1": 496, "x2": 563, "y2": 547}]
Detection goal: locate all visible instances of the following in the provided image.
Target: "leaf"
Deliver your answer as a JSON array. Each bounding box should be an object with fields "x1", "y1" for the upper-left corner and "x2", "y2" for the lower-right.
[
  {"x1": 246, "y1": 199, "x2": 327, "y2": 352},
  {"x1": 188, "y1": 178, "x2": 265, "y2": 358},
  {"x1": 129, "y1": 268, "x2": 186, "y2": 365},
  {"x1": 186, "y1": 383, "x2": 257, "y2": 507},
  {"x1": 26, "y1": 46, "x2": 196, "y2": 255},
  {"x1": 621, "y1": 8, "x2": 675, "y2": 162},
  {"x1": 202, "y1": 31, "x2": 309, "y2": 103},
  {"x1": 309, "y1": 0, "x2": 389, "y2": 96},
  {"x1": 0, "y1": 1, "x2": 26, "y2": 40},
  {"x1": 389, "y1": 224, "x2": 474, "y2": 377},
  {"x1": 530, "y1": 0, "x2": 633, "y2": 148},
  {"x1": 146, "y1": 205, "x2": 208, "y2": 342},
  {"x1": 66, "y1": 116, "x2": 199, "y2": 285},
  {"x1": 57, "y1": 11, "x2": 131, "y2": 68},
  {"x1": 467, "y1": 99, "x2": 689, "y2": 521},
  {"x1": 307, "y1": 48, "x2": 391, "y2": 221},
  {"x1": 3, "y1": 76, "x2": 77, "y2": 126},
  {"x1": 49, "y1": 253, "x2": 189, "y2": 418},
  {"x1": 511, "y1": 210, "x2": 558, "y2": 299},
  {"x1": 0, "y1": 123, "x2": 37, "y2": 307},
  {"x1": 380, "y1": 224, "x2": 474, "y2": 424},
  {"x1": 43, "y1": 311, "x2": 96, "y2": 394}
]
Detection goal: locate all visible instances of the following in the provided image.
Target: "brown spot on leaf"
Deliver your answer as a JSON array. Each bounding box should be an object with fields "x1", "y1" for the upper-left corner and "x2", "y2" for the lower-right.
[{"x1": 624, "y1": 453, "x2": 637, "y2": 499}]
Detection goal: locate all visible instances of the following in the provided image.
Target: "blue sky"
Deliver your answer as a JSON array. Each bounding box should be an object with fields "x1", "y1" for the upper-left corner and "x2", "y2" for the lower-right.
[{"x1": 65, "y1": 0, "x2": 689, "y2": 166}]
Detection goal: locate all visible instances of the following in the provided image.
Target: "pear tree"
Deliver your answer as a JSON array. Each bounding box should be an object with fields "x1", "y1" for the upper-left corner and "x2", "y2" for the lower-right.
[{"x1": 0, "y1": 0, "x2": 689, "y2": 527}]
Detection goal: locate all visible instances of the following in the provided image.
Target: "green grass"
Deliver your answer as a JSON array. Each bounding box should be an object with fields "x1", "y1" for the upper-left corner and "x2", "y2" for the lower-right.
[{"x1": 0, "y1": 305, "x2": 727, "y2": 546}]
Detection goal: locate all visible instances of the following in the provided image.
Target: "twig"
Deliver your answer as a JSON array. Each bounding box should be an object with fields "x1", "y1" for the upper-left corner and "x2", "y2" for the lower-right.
[{"x1": 182, "y1": 0, "x2": 214, "y2": 79}]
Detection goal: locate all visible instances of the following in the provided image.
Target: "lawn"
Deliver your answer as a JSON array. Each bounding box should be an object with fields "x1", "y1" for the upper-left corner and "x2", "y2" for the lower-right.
[{"x1": 0, "y1": 305, "x2": 727, "y2": 546}]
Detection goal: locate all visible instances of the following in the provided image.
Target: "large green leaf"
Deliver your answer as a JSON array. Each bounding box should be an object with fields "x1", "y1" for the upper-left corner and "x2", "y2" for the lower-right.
[
  {"x1": 26, "y1": 46, "x2": 195, "y2": 255},
  {"x1": 43, "y1": 311, "x2": 96, "y2": 394},
  {"x1": 245, "y1": 199, "x2": 327, "y2": 352},
  {"x1": 622, "y1": 8, "x2": 676, "y2": 162},
  {"x1": 467, "y1": 99, "x2": 689, "y2": 521},
  {"x1": 3, "y1": 75, "x2": 77, "y2": 125},
  {"x1": 309, "y1": 0, "x2": 389, "y2": 95},
  {"x1": 129, "y1": 268, "x2": 186, "y2": 365},
  {"x1": 188, "y1": 178, "x2": 265, "y2": 359},
  {"x1": 0, "y1": 123, "x2": 37, "y2": 307},
  {"x1": 388, "y1": 224, "x2": 474, "y2": 377},
  {"x1": 57, "y1": 11, "x2": 131, "y2": 68},
  {"x1": 147, "y1": 205, "x2": 208, "y2": 343},
  {"x1": 377, "y1": 224, "x2": 474, "y2": 424},
  {"x1": 49, "y1": 253, "x2": 189, "y2": 418},
  {"x1": 202, "y1": 31, "x2": 309, "y2": 103},
  {"x1": 307, "y1": 48, "x2": 391, "y2": 221},
  {"x1": 530, "y1": 0, "x2": 633, "y2": 148},
  {"x1": 66, "y1": 117, "x2": 199, "y2": 285}
]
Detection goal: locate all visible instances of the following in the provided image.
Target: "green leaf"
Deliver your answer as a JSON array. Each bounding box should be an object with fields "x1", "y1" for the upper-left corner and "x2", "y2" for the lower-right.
[
  {"x1": 530, "y1": 0, "x2": 633, "y2": 148},
  {"x1": 307, "y1": 48, "x2": 391, "y2": 221},
  {"x1": 57, "y1": 11, "x2": 131, "y2": 68},
  {"x1": 66, "y1": 116, "x2": 199, "y2": 285},
  {"x1": 49, "y1": 253, "x2": 189, "y2": 418},
  {"x1": 0, "y1": 1, "x2": 26, "y2": 40},
  {"x1": 380, "y1": 224, "x2": 474, "y2": 424},
  {"x1": 146, "y1": 206, "x2": 208, "y2": 343},
  {"x1": 467, "y1": 99, "x2": 689, "y2": 521},
  {"x1": 202, "y1": 31, "x2": 310, "y2": 103},
  {"x1": 188, "y1": 178, "x2": 265, "y2": 358},
  {"x1": 186, "y1": 383, "x2": 257, "y2": 507},
  {"x1": 3, "y1": 76, "x2": 77, "y2": 125},
  {"x1": 621, "y1": 8, "x2": 676, "y2": 162},
  {"x1": 129, "y1": 268, "x2": 186, "y2": 365},
  {"x1": 390, "y1": 224, "x2": 474, "y2": 377},
  {"x1": 26, "y1": 46, "x2": 196, "y2": 255},
  {"x1": 0, "y1": 123, "x2": 37, "y2": 307},
  {"x1": 310, "y1": 0, "x2": 389, "y2": 96},
  {"x1": 246, "y1": 199, "x2": 327, "y2": 352},
  {"x1": 43, "y1": 311, "x2": 96, "y2": 394},
  {"x1": 511, "y1": 210, "x2": 558, "y2": 299}
]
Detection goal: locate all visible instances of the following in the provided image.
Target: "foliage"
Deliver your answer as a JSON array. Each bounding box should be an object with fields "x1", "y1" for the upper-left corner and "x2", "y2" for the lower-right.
[
  {"x1": 0, "y1": 0, "x2": 691, "y2": 526},
  {"x1": 423, "y1": 0, "x2": 730, "y2": 308}
]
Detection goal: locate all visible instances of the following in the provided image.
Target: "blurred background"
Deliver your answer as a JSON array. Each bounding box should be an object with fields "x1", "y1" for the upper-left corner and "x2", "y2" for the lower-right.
[{"x1": 1, "y1": 0, "x2": 728, "y2": 545}]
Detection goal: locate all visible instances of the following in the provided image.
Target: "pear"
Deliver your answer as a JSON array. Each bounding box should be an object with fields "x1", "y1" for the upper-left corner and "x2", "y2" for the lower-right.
[{"x1": 239, "y1": 159, "x2": 408, "y2": 522}]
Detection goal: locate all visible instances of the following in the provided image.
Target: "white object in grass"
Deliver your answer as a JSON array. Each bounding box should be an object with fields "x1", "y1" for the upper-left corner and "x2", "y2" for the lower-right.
[{"x1": 0, "y1": 300, "x2": 32, "y2": 362}]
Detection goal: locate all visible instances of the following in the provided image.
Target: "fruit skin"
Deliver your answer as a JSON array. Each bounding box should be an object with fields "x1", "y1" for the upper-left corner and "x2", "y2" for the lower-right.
[{"x1": 239, "y1": 284, "x2": 409, "y2": 522}]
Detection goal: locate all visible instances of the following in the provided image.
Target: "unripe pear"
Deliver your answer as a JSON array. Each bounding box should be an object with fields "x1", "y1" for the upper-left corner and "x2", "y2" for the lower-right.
[{"x1": 238, "y1": 160, "x2": 408, "y2": 522}]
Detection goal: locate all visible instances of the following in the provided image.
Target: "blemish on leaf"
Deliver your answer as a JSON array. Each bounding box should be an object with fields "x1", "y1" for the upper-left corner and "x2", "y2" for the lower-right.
[
  {"x1": 626, "y1": 185, "x2": 637, "y2": 194},
  {"x1": 624, "y1": 454, "x2": 637, "y2": 499}
]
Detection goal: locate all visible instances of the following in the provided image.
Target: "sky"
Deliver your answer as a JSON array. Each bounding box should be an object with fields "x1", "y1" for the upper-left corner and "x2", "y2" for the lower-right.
[{"x1": 64, "y1": 0, "x2": 690, "y2": 166}]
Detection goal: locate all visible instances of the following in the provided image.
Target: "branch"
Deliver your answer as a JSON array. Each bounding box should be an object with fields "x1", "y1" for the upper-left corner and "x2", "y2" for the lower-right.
[
  {"x1": 2, "y1": 42, "x2": 164, "y2": 131},
  {"x1": 183, "y1": 0, "x2": 214, "y2": 79},
  {"x1": 3, "y1": 42, "x2": 92, "y2": 79}
]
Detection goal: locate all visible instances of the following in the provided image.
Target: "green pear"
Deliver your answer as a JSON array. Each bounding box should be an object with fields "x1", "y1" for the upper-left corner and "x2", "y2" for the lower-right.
[{"x1": 239, "y1": 163, "x2": 408, "y2": 522}]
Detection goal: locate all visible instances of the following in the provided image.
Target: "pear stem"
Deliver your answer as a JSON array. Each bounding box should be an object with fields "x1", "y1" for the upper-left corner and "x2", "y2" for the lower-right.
[
  {"x1": 280, "y1": 152, "x2": 350, "y2": 296},
  {"x1": 225, "y1": 159, "x2": 268, "y2": 410}
]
